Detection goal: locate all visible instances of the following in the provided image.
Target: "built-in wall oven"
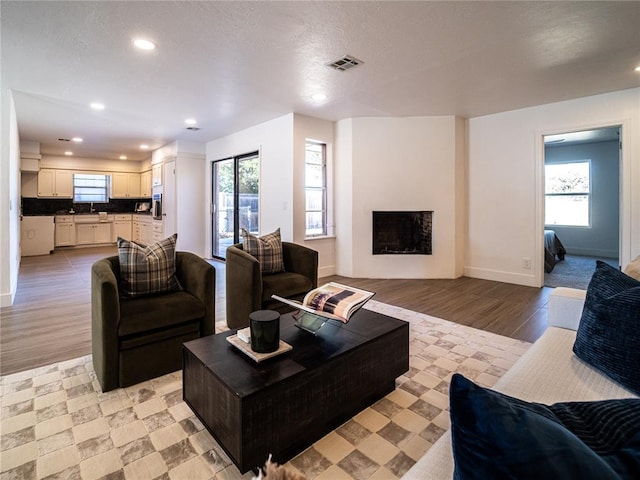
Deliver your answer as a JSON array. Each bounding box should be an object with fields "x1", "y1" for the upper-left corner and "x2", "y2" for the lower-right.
[{"x1": 152, "y1": 193, "x2": 162, "y2": 220}]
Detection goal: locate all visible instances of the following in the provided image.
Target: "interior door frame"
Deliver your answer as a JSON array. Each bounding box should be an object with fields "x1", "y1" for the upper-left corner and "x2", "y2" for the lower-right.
[{"x1": 536, "y1": 119, "x2": 630, "y2": 287}]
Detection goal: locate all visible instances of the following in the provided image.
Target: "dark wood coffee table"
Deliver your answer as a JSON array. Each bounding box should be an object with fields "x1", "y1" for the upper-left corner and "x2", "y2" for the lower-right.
[{"x1": 182, "y1": 308, "x2": 409, "y2": 473}]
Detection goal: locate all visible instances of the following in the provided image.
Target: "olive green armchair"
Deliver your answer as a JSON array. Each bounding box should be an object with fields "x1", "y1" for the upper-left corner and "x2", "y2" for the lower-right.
[
  {"x1": 225, "y1": 242, "x2": 318, "y2": 329},
  {"x1": 91, "y1": 252, "x2": 215, "y2": 392}
]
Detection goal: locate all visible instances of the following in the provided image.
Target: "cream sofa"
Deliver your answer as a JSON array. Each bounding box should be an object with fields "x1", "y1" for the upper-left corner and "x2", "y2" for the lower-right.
[{"x1": 402, "y1": 287, "x2": 639, "y2": 479}]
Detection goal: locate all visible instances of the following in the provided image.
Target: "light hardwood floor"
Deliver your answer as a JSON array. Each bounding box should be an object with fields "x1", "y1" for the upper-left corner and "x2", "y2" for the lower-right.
[{"x1": 0, "y1": 246, "x2": 552, "y2": 376}]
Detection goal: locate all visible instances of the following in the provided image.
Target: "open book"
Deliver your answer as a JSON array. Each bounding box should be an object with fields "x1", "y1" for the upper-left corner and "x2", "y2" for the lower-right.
[{"x1": 272, "y1": 282, "x2": 375, "y2": 324}]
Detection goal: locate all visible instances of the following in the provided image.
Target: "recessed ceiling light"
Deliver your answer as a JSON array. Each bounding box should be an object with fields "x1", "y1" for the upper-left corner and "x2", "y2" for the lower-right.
[
  {"x1": 64, "y1": 151, "x2": 73, "y2": 156},
  {"x1": 133, "y1": 38, "x2": 156, "y2": 50},
  {"x1": 185, "y1": 118, "x2": 197, "y2": 126},
  {"x1": 90, "y1": 102, "x2": 105, "y2": 110},
  {"x1": 635, "y1": 66, "x2": 640, "y2": 72},
  {"x1": 311, "y1": 93, "x2": 327, "y2": 102},
  {"x1": 119, "y1": 155, "x2": 127, "y2": 160},
  {"x1": 140, "y1": 144, "x2": 149, "y2": 150},
  {"x1": 72, "y1": 137, "x2": 83, "y2": 143}
]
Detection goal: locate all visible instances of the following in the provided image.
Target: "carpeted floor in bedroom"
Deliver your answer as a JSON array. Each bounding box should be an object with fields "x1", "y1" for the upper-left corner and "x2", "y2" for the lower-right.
[{"x1": 544, "y1": 254, "x2": 619, "y2": 290}]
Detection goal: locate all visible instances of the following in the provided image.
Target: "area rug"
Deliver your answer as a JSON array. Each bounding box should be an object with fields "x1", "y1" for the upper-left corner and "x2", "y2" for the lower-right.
[{"x1": 0, "y1": 301, "x2": 530, "y2": 480}]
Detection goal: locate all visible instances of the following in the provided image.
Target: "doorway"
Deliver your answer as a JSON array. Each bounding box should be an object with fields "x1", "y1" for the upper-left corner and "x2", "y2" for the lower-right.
[
  {"x1": 211, "y1": 151, "x2": 259, "y2": 259},
  {"x1": 543, "y1": 126, "x2": 621, "y2": 289}
]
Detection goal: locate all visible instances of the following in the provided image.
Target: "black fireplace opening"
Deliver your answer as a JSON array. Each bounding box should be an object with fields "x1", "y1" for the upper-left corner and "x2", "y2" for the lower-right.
[{"x1": 372, "y1": 211, "x2": 433, "y2": 255}]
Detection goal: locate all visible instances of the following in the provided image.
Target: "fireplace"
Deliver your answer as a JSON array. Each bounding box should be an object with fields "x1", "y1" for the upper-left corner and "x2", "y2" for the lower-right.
[{"x1": 372, "y1": 211, "x2": 433, "y2": 255}]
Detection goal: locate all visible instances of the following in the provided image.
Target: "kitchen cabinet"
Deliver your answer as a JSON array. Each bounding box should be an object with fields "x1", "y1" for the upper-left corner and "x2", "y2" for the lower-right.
[
  {"x1": 152, "y1": 221, "x2": 163, "y2": 243},
  {"x1": 38, "y1": 169, "x2": 73, "y2": 198},
  {"x1": 140, "y1": 170, "x2": 152, "y2": 197},
  {"x1": 132, "y1": 218, "x2": 141, "y2": 242},
  {"x1": 55, "y1": 216, "x2": 76, "y2": 246},
  {"x1": 111, "y1": 173, "x2": 141, "y2": 198},
  {"x1": 152, "y1": 163, "x2": 162, "y2": 186},
  {"x1": 76, "y1": 223, "x2": 112, "y2": 245},
  {"x1": 160, "y1": 152, "x2": 205, "y2": 256},
  {"x1": 133, "y1": 215, "x2": 153, "y2": 245},
  {"x1": 113, "y1": 214, "x2": 132, "y2": 241}
]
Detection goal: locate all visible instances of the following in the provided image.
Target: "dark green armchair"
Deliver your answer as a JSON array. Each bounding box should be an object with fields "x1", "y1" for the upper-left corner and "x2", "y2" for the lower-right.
[
  {"x1": 225, "y1": 242, "x2": 318, "y2": 329},
  {"x1": 92, "y1": 252, "x2": 215, "y2": 392}
]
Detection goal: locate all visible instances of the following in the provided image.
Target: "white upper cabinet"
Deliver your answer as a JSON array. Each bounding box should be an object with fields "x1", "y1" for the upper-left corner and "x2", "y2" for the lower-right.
[
  {"x1": 38, "y1": 169, "x2": 73, "y2": 198},
  {"x1": 140, "y1": 170, "x2": 152, "y2": 197},
  {"x1": 111, "y1": 173, "x2": 142, "y2": 198},
  {"x1": 152, "y1": 163, "x2": 162, "y2": 186}
]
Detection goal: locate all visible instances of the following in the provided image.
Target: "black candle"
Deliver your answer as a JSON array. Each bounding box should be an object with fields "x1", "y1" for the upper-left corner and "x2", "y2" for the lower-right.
[{"x1": 249, "y1": 310, "x2": 280, "y2": 353}]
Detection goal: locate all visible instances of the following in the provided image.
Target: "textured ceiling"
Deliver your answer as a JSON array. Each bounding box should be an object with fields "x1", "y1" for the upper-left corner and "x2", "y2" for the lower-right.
[{"x1": 2, "y1": 1, "x2": 639, "y2": 161}]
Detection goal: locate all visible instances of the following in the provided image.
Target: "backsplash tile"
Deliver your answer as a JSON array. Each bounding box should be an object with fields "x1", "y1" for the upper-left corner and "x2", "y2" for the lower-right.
[{"x1": 22, "y1": 198, "x2": 149, "y2": 216}]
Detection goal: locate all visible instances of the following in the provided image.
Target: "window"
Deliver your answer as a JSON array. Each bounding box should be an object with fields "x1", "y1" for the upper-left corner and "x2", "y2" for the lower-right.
[
  {"x1": 545, "y1": 161, "x2": 590, "y2": 227},
  {"x1": 305, "y1": 141, "x2": 327, "y2": 236},
  {"x1": 73, "y1": 173, "x2": 109, "y2": 203}
]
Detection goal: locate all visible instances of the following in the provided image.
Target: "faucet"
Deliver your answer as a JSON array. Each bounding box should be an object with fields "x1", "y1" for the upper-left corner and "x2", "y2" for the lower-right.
[{"x1": 90, "y1": 202, "x2": 94, "y2": 213}]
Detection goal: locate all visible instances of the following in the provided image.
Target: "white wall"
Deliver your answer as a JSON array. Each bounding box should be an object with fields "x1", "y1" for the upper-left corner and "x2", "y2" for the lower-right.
[
  {"x1": 466, "y1": 88, "x2": 640, "y2": 287},
  {"x1": 205, "y1": 114, "x2": 295, "y2": 258},
  {"x1": 175, "y1": 153, "x2": 206, "y2": 256},
  {"x1": 335, "y1": 116, "x2": 466, "y2": 278},
  {"x1": 39, "y1": 155, "x2": 146, "y2": 173},
  {"x1": 0, "y1": 90, "x2": 21, "y2": 306},
  {"x1": 292, "y1": 114, "x2": 336, "y2": 277},
  {"x1": 153, "y1": 140, "x2": 204, "y2": 163},
  {"x1": 545, "y1": 140, "x2": 620, "y2": 258},
  {"x1": 335, "y1": 119, "x2": 354, "y2": 276}
]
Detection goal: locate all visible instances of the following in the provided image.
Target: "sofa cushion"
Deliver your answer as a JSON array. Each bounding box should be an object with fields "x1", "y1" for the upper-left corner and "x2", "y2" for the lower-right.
[
  {"x1": 449, "y1": 374, "x2": 640, "y2": 480},
  {"x1": 118, "y1": 290, "x2": 205, "y2": 337},
  {"x1": 117, "y1": 233, "x2": 182, "y2": 297},
  {"x1": 242, "y1": 228, "x2": 285, "y2": 274},
  {"x1": 261, "y1": 271, "x2": 315, "y2": 303},
  {"x1": 573, "y1": 261, "x2": 640, "y2": 395}
]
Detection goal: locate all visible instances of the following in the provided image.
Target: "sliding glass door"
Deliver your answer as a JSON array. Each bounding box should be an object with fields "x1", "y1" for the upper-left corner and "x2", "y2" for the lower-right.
[{"x1": 212, "y1": 152, "x2": 259, "y2": 259}]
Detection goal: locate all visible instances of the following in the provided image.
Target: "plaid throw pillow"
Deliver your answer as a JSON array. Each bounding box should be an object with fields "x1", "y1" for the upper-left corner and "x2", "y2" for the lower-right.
[
  {"x1": 117, "y1": 233, "x2": 182, "y2": 297},
  {"x1": 242, "y1": 228, "x2": 285, "y2": 274}
]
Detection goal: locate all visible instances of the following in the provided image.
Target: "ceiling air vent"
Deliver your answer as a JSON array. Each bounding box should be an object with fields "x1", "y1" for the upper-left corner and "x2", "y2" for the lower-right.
[
  {"x1": 186, "y1": 127, "x2": 200, "y2": 131},
  {"x1": 326, "y1": 55, "x2": 363, "y2": 71}
]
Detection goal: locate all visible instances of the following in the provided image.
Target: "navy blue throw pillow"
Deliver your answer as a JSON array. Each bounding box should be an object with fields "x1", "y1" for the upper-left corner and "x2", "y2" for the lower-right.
[
  {"x1": 449, "y1": 374, "x2": 640, "y2": 480},
  {"x1": 573, "y1": 261, "x2": 640, "y2": 395}
]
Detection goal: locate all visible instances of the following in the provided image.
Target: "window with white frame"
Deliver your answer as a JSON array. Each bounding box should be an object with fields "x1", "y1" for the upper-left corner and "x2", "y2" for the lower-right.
[
  {"x1": 305, "y1": 141, "x2": 327, "y2": 236},
  {"x1": 545, "y1": 160, "x2": 591, "y2": 227},
  {"x1": 73, "y1": 173, "x2": 109, "y2": 203}
]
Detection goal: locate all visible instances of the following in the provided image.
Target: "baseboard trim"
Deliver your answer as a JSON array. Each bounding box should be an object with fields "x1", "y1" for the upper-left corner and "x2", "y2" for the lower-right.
[
  {"x1": 318, "y1": 265, "x2": 336, "y2": 278},
  {"x1": 566, "y1": 247, "x2": 618, "y2": 259},
  {"x1": 0, "y1": 289, "x2": 16, "y2": 307},
  {"x1": 464, "y1": 266, "x2": 538, "y2": 288}
]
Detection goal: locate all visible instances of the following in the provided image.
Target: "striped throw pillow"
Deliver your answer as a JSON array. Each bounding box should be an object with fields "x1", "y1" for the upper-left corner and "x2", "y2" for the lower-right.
[
  {"x1": 242, "y1": 228, "x2": 285, "y2": 274},
  {"x1": 117, "y1": 233, "x2": 182, "y2": 297}
]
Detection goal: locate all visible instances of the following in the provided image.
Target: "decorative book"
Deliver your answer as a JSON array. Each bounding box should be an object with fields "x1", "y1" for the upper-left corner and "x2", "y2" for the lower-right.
[{"x1": 272, "y1": 282, "x2": 375, "y2": 326}]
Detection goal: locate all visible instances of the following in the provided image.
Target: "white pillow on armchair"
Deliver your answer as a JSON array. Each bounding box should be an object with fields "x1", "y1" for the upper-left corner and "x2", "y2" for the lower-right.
[{"x1": 624, "y1": 255, "x2": 640, "y2": 280}]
